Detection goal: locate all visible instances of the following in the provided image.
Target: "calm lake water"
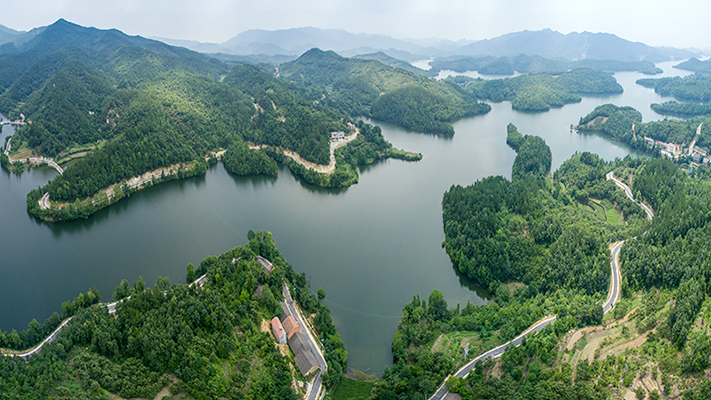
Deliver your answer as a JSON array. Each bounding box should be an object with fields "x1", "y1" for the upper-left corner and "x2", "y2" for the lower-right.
[{"x1": 0, "y1": 60, "x2": 691, "y2": 373}]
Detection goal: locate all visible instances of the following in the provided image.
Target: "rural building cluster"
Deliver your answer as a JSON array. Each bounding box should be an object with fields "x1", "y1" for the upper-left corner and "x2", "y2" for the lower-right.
[{"x1": 271, "y1": 309, "x2": 319, "y2": 376}]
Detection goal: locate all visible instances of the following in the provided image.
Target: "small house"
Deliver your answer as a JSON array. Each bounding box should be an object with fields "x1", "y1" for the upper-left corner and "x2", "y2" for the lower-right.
[
  {"x1": 282, "y1": 315, "x2": 300, "y2": 339},
  {"x1": 271, "y1": 317, "x2": 287, "y2": 344}
]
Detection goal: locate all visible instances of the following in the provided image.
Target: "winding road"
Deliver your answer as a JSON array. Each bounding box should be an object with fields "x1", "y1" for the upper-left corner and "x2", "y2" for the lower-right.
[
  {"x1": 429, "y1": 171, "x2": 653, "y2": 400},
  {"x1": 606, "y1": 172, "x2": 654, "y2": 221}
]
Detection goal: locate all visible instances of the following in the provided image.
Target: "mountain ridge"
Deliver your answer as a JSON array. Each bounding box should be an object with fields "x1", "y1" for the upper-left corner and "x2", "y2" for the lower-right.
[{"x1": 151, "y1": 26, "x2": 700, "y2": 63}]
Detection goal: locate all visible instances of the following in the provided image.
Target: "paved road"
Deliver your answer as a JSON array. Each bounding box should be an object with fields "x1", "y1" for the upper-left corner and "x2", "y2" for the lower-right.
[
  {"x1": 606, "y1": 172, "x2": 653, "y2": 221},
  {"x1": 689, "y1": 122, "x2": 703, "y2": 156},
  {"x1": 2, "y1": 316, "x2": 74, "y2": 359},
  {"x1": 430, "y1": 170, "x2": 653, "y2": 400},
  {"x1": 5, "y1": 143, "x2": 64, "y2": 175},
  {"x1": 282, "y1": 283, "x2": 328, "y2": 400},
  {"x1": 604, "y1": 241, "x2": 625, "y2": 314},
  {"x1": 39, "y1": 192, "x2": 50, "y2": 210},
  {"x1": 429, "y1": 315, "x2": 558, "y2": 400}
]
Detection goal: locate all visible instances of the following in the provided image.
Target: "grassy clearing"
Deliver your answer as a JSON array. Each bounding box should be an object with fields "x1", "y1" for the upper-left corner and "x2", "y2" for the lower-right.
[
  {"x1": 588, "y1": 198, "x2": 607, "y2": 221},
  {"x1": 56, "y1": 141, "x2": 104, "y2": 164},
  {"x1": 431, "y1": 331, "x2": 503, "y2": 369},
  {"x1": 601, "y1": 198, "x2": 622, "y2": 225},
  {"x1": 327, "y1": 377, "x2": 375, "y2": 400}
]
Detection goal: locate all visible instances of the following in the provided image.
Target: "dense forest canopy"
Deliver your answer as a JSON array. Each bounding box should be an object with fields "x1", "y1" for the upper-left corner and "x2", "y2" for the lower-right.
[
  {"x1": 651, "y1": 101, "x2": 711, "y2": 117},
  {"x1": 429, "y1": 54, "x2": 661, "y2": 76},
  {"x1": 446, "y1": 69, "x2": 623, "y2": 112},
  {"x1": 637, "y1": 72, "x2": 711, "y2": 102},
  {"x1": 443, "y1": 126, "x2": 646, "y2": 292}
]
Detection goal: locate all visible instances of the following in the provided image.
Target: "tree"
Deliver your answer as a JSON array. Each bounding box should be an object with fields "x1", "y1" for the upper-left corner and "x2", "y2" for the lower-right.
[
  {"x1": 636, "y1": 386, "x2": 646, "y2": 400},
  {"x1": 317, "y1": 288, "x2": 326, "y2": 302},
  {"x1": 186, "y1": 263, "x2": 195, "y2": 283},
  {"x1": 428, "y1": 290, "x2": 448, "y2": 321},
  {"x1": 112, "y1": 279, "x2": 131, "y2": 301}
]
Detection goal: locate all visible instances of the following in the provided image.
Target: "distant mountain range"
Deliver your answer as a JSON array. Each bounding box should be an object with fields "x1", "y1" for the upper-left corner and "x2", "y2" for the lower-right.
[{"x1": 151, "y1": 26, "x2": 701, "y2": 63}]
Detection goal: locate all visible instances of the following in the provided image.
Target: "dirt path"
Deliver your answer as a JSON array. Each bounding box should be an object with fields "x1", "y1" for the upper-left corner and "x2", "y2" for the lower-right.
[
  {"x1": 567, "y1": 307, "x2": 638, "y2": 352},
  {"x1": 252, "y1": 127, "x2": 359, "y2": 174}
]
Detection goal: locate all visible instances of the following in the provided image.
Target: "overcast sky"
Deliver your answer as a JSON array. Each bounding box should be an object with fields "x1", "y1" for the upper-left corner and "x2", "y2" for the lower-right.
[{"x1": 1, "y1": 0, "x2": 709, "y2": 49}]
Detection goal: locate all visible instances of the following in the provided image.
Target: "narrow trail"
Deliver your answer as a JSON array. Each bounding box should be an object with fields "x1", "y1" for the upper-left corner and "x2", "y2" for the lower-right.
[{"x1": 429, "y1": 171, "x2": 653, "y2": 400}]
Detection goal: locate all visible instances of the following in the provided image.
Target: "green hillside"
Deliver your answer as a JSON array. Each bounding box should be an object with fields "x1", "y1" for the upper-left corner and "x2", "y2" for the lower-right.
[
  {"x1": 447, "y1": 69, "x2": 623, "y2": 112},
  {"x1": 278, "y1": 48, "x2": 491, "y2": 134}
]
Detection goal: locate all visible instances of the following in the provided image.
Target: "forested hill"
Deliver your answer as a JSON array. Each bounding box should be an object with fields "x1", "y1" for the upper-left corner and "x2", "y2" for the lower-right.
[
  {"x1": 0, "y1": 18, "x2": 232, "y2": 157},
  {"x1": 637, "y1": 72, "x2": 711, "y2": 103},
  {"x1": 673, "y1": 57, "x2": 711, "y2": 72},
  {"x1": 277, "y1": 48, "x2": 491, "y2": 134},
  {"x1": 0, "y1": 19, "x2": 228, "y2": 97},
  {"x1": 429, "y1": 54, "x2": 662, "y2": 76},
  {"x1": 446, "y1": 69, "x2": 623, "y2": 112},
  {"x1": 0, "y1": 20, "x2": 417, "y2": 220}
]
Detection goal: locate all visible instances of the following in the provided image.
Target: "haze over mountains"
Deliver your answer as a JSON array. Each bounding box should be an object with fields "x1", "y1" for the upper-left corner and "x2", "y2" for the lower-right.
[{"x1": 152, "y1": 26, "x2": 701, "y2": 63}]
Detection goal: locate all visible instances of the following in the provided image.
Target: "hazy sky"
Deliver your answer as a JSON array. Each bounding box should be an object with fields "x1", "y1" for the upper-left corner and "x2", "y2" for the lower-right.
[{"x1": 1, "y1": 0, "x2": 709, "y2": 49}]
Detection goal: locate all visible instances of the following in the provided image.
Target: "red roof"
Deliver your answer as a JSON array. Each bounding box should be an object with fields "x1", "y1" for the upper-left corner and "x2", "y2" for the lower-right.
[
  {"x1": 271, "y1": 317, "x2": 286, "y2": 339},
  {"x1": 282, "y1": 316, "x2": 300, "y2": 339}
]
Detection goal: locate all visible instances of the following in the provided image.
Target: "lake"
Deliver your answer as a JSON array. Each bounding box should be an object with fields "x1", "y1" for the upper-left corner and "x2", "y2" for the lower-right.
[{"x1": 0, "y1": 60, "x2": 690, "y2": 373}]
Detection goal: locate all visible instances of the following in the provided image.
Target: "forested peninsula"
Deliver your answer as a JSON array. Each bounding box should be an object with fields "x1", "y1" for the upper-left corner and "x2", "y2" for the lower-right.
[
  {"x1": 575, "y1": 104, "x2": 711, "y2": 167},
  {"x1": 0, "y1": 231, "x2": 348, "y2": 400},
  {"x1": 445, "y1": 69, "x2": 623, "y2": 112},
  {"x1": 640, "y1": 71, "x2": 711, "y2": 117},
  {"x1": 0, "y1": 20, "x2": 426, "y2": 221},
  {"x1": 428, "y1": 54, "x2": 662, "y2": 76}
]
